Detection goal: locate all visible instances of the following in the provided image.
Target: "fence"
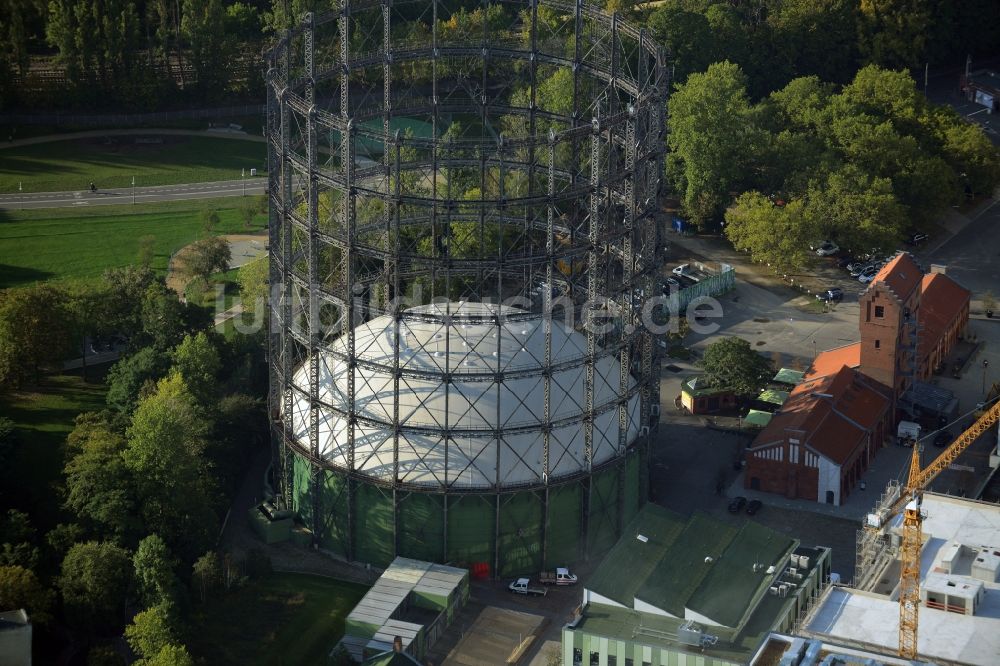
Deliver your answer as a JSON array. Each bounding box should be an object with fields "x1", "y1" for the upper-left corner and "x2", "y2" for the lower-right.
[
  {"x1": 0, "y1": 104, "x2": 266, "y2": 128},
  {"x1": 676, "y1": 263, "x2": 736, "y2": 312}
]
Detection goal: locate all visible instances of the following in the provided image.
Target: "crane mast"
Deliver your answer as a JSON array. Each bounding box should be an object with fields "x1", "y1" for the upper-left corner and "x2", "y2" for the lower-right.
[{"x1": 895, "y1": 397, "x2": 1000, "y2": 659}]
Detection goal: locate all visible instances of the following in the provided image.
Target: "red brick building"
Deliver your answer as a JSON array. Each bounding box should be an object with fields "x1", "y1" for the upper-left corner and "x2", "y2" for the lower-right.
[
  {"x1": 744, "y1": 366, "x2": 892, "y2": 505},
  {"x1": 744, "y1": 253, "x2": 970, "y2": 504}
]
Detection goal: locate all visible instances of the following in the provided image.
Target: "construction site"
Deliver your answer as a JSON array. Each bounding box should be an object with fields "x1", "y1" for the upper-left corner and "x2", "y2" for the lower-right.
[
  {"x1": 798, "y1": 396, "x2": 1000, "y2": 665},
  {"x1": 263, "y1": 0, "x2": 668, "y2": 577}
]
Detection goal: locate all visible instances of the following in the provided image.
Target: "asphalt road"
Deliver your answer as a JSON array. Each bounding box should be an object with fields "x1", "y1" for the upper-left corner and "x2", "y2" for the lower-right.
[
  {"x1": 926, "y1": 198, "x2": 1000, "y2": 296},
  {"x1": 0, "y1": 177, "x2": 267, "y2": 210}
]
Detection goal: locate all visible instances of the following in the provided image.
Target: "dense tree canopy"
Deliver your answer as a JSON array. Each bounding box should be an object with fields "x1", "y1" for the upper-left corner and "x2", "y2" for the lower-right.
[
  {"x1": 700, "y1": 337, "x2": 774, "y2": 396},
  {"x1": 59, "y1": 541, "x2": 132, "y2": 629}
]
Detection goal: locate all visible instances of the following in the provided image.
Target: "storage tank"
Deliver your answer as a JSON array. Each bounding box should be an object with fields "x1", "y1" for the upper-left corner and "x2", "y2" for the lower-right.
[{"x1": 265, "y1": 0, "x2": 667, "y2": 576}]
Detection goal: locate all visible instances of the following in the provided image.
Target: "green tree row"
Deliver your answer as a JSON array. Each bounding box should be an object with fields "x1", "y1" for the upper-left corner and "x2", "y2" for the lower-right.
[{"x1": 667, "y1": 62, "x2": 1000, "y2": 269}]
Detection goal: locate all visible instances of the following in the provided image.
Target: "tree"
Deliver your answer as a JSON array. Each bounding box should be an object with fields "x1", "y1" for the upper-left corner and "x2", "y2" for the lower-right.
[
  {"x1": 648, "y1": 7, "x2": 715, "y2": 86},
  {"x1": 858, "y1": 0, "x2": 933, "y2": 70},
  {"x1": 125, "y1": 374, "x2": 217, "y2": 559},
  {"x1": 239, "y1": 196, "x2": 264, "y2": 228},
  {"x1": 724, "y1": 192, "x2": 814, "y2": 271},
  {"x1": 63, "y1": 419, "x2": 137, "y2": 538},
  {"x1": 133, "y1": 536, "x2": 178, "y2": 608},
  {"x1": 667, "y1": 62, "x2": 760, "y2": 228},
  {"x1": 170, "y1": 332, "x2": 222, "y2": 406},
  {"x1": 181, "y1": 0, "x2": 232, "y2": 100},
  {"x1": 0, "y1": 418, "x2": 15, "y2": 505},
  {"x1": 0, "y1": 0, "x2": 43, "y2": 109},
  {"x1": 700, "y1": 337, "x2": 773, "y2": 397},
  {"x1": 139, "y1": 644, "x2": 194, "y2": 666},
  {"x1": 200, "y1": 208, "x2": 220, "y2": 233},
  {"x1": 182, "y1": 237, "x2": 231, "y2": 280},
  {"x1": 125, "y1": 603, "x2": 178, "y2": 659},
  {"x1": 105, "y1": 346, "x2": 171, "y2": 414},
  {"x1": 191, "y1": 551, "x2": 221, "y2": 602},
  {"x1": 0, "y1": 284, "x2": 74, "y2": 387},
  {"x1": 86, "y1": 645, "x2": 126, "y2": 666},
  {"x1": 0, "y1": 565, "x2": 54, "y2": 624},
  {"x1": 0, "y1": 509, "x2": 39, "y2": 570},
  {"x1": 140, "y1": 282, "x2": 210, "y2": 351},
  {"x1": 237, "y1": 256, "x2": 268, "y2": 315},
  {"x1": 102, "y1": 265, "x2": 159, "y2": 339},
  {"x1": 59, "y1": 541, "x2": 132, "y2": 629}
]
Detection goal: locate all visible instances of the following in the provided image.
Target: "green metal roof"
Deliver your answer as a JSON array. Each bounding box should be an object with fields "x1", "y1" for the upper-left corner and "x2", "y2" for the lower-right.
[
  {"x1": 756, "y1": 389, "x2": 790, "y2": 406},
  {"x1": 772, "y1": 368, "x2": 805, "y2": 385},
  {"x1": 681, "y1": 375, "x2": 730, "y2": 398},
  {"x1": 686, "y1": 522, "x2": 797, "y2": 629},
  {"x1": 586, "y1": 504, "x2": 686, "y2": 607},
  {"x1": 743, "y1": 409, "x2": 773, "y2": 428},
  {"x1": 635, "y1": 513, "x2": 739, "y2": 617},
  {"x1": 571, "y1": 604, "x2": 753, "y2": 664}
]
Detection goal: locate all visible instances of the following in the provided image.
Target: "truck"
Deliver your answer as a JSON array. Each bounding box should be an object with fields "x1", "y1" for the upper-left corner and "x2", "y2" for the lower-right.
[
  {"x1": 508, "y1": 578, "x2": 547, "y2": 596},
  {"x1": 539, "y1": 567, "x2": 578, "y2": 585},
  {"x1": 897, "y1": 420, "x2": 921, "y2": 446}
]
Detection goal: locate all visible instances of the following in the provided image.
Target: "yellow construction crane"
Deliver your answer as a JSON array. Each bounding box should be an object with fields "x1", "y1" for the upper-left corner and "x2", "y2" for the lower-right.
[{"x1": 895, "y1": 396, "x2": 1000, "y2": 659}]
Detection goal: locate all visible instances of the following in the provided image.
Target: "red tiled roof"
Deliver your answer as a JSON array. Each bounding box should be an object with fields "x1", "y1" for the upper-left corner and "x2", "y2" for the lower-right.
[
  {"x1": 805, "y1": 342, "x2": 861, "y2": 381},
  {"x1": 750, "y1": 366, "x2": 890, "y2": 465},
  {"x1": 869, "y1": 253, "x2": 922, "y2": 302},
  {"x1": 918, "y1": 273, "x2": 970, "y2": 356}
]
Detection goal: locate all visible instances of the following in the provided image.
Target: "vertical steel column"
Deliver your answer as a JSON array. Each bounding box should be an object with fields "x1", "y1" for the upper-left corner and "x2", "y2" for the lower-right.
[
  {"x1": 582, "y1": 114, "x2": 601, "y2": 559},
  {"x1": 617, "y1": 107, "x2": 637, "y2": 536},
  {"x1": 303, "y1": 13, "x2": 324, "y2": 541},
  {"x1": 338, "y1": 0, "x2": 357, "y2": 562},
  {"x1": 526, "y1": 0, "x2": 540, "y2": 242},
  {"x1": 570, "y1": 0, "x2": 584, "y2": 192},
  {"x1": 381, "y1": 0, "x2": 394, "y2": 309},
  {"x1": 279, "y1": 35, "x2": 295, "y2": 512},
  {"x1": 541, "y1": 133, "x2": 556, "y2": 570},
  {"x1": 265, "y1": 60, "x2": 283, "y2": 505},
  {"x1": 391, "y1": 135, "x2": 403, "y2": 559}
]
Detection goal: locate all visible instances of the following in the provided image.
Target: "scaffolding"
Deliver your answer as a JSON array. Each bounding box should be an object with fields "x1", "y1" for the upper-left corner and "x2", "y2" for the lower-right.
[{"x1": 265, "y1": 0, "x2": 667, "y2": 575}]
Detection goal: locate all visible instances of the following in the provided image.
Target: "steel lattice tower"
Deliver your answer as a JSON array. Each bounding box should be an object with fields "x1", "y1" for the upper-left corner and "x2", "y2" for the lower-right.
[{"x1": 265, "y1": 0, "x2": 667, "y2": 576}]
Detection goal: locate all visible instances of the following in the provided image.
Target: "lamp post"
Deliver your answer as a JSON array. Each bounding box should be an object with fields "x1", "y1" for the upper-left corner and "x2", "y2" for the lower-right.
[
  {"x1": 242, "y1": 168, "x2": 246, "y2": 197},
  {"x1": 131, "y1": 176, "x2": 135, "y2": 205},
  {"x1": 985, "y1": 359, "x2": 991, "y2": 397}
]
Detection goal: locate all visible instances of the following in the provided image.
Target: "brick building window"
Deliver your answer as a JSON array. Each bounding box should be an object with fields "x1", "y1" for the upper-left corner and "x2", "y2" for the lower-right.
[
  {"x1": 875, "y1": 340, "x2": 880, "y2": 349},
  {"x1": 875, "y1": 305, "x2": 885, "y2": 318}
]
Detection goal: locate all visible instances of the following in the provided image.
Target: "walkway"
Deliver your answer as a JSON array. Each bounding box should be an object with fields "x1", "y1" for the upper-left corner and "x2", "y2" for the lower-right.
[
  {"x1": 0, "y1": 127, "x2": 264, "y2": 150},
  {"x1": 0, "y1": 178, "x2": 267, "y2": 210}
]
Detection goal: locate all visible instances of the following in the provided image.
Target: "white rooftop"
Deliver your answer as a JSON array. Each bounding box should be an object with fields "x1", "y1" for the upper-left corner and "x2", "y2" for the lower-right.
[
  {"x1": 923, "y1": 571, "x2": 983, "y2": 600},
  {"x1": 806, "y1": 494, "x2": 1000, "y2": 665},
  {"x1": 287, "y1": 302, "x2": 641, "y2": 486}
]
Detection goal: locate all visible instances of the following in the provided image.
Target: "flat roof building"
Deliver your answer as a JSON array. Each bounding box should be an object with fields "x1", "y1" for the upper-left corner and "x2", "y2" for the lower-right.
[
  {"x1": 563, "y1": 504, "x2": 832, "y2": 666},
  {"x1": 800, "y1": 493, "x2": 1000, "y2": 665}
]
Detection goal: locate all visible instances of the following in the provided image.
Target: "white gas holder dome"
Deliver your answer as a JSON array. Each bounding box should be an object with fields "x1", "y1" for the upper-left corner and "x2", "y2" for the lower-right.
[{"x1": 286, "y1": 302, "x2": 642, "y2": 487}]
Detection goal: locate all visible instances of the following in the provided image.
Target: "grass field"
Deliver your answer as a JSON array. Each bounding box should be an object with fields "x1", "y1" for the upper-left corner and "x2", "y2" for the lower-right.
[
  {"x1": 0, "y1": 198, "x2": 266, "y2": 288},
  {"x1": 0, "y1": 371, "x2": 109, "y2": 528},
  {"x1": 0, "y1": 134, "x2": 265, "y2": 193},
  {"x1": 190, "y1": 572, "x2": 369, "y2": 666}
]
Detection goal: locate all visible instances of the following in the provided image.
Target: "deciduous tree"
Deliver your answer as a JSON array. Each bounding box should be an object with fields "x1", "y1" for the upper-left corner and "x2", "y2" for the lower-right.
[
  {"x1": 700, "y1": 336, "x2": 773, "y2": 397},
  {"x1": 59, "y1": 541, "x2": 132, "y2": 629},
  {"x1": 0, "y1": 565, "x2": 54, "y2": 624},
  {"x1": 133, "y1": 535, "x2": 178, "y2": 608}
]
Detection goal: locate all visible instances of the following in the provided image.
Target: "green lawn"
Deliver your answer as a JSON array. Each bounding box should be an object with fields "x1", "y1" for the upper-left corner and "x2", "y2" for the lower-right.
[
  {"x1": 190, "y1": 572, "x2": 369, "y2": 666},
  {"x1": 0, "y1": 198, "x2": 266, "y2": 288},
  {"x1": 0, "y1": 134, "x2": 265, "y2": 193},
  {"x1": 0, "y1": 371, "x2": 109, "y2": 528}
]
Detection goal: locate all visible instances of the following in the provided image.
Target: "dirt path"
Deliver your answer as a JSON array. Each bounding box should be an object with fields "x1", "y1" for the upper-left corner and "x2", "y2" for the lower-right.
[{"x1": 166, "y1": 232, "x2": 266, "y2": 297}]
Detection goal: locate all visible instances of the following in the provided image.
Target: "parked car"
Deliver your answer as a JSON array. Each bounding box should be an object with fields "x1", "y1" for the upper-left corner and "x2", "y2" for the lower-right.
[
  {"x1": 836, "y1": 255, "x2": 856, "y2": 268},
  {"x1": 508, "y1": 578, "x2": 547, "y2": 596},
  {"x1": 745, "y1": 499, "x2": 763, "y2": 515},
  {"x1": 815, "y1": 240, "x2": 840, "y2": 256},
  {"x1": 905, "y1": 233, "x2": 929, "y2": 246},
  {"x1": 933, "y1": 430, "x2": 953, "y2": 448},
  {"x1": 661, "y1": 276, "x2": 682, "y2": 292},
  {"x1": 728, "y1": 496, "x2": 747, "y2": 513},
  {"x1": 849, "y1": 262, "x2": 873, "y2": 277},
  {"x1": 858, "y1": 266, "x2": 879, "y2": 283},
  {"x1": 816, "y1": 288, "x2": 844, "y2": 302},
  {"x1": 672, "y1": 264, "x2": 700, "y2": 282},
  {"x1": 539, "y1": 567, "x2": 578, "y2": 585}
]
